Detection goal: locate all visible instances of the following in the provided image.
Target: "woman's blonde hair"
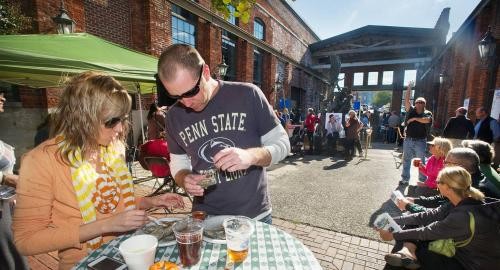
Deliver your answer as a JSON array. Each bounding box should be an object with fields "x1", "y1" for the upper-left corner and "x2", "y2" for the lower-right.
[
  {"x1": 430, "y1": 137, "x2": 453, "y2": 158},
  {"x1": 51, "y1": 71, "x2": 131, "y2": 163},
  {"x1": 437, "y1": 166, "x2": 484, "y2": 201}
]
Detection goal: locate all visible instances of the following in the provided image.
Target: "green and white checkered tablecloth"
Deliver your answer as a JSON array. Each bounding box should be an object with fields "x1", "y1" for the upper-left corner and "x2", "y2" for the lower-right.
[{"x1": 74, "y1": 221, "x2": 322, "y2": 269}]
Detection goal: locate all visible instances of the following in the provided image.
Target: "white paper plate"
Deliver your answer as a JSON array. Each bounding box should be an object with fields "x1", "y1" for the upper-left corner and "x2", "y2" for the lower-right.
[
  {"x1": 136, "y1": 217, "x2": 180, "y2": 247},
  {"x1": 202, "y1": 215, "x2": 235, "y2": 244}
]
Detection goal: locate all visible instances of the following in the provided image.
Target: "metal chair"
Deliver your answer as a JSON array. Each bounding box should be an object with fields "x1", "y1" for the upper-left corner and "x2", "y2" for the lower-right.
[{"x1": 143, "y1": 156, "x2": 174, "y2": 196}]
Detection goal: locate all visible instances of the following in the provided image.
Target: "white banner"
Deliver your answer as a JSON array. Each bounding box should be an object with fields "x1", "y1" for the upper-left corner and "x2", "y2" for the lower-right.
[{"x1": 491, "y1": 89, "x2": 500, "y2": 120}]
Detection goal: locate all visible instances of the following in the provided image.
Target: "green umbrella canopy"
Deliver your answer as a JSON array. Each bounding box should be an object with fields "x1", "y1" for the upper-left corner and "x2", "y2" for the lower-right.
[{"x1": 0, "y1": 33, "x2": 158, "y2": 93}]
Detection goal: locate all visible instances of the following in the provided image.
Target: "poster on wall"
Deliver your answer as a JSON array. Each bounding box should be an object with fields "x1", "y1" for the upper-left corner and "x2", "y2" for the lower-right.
[
  {"x1": 325, "y1": 113, "x2": 343, "y2": 129},
  {"x1": 491, "y1": 89, "x2": 500, "y2": 120}
]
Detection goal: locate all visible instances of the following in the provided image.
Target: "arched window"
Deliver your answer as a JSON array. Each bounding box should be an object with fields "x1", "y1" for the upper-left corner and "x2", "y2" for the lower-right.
[
  {"x1": 171, "y1": 4, "x2": 196, "y2": 46},
  {"x1": 253, "y1": 18, "x2": 265, "y2": 40}
]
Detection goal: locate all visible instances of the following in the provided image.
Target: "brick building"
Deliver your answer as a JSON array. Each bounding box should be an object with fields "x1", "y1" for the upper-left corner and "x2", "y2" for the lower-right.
[
  {"x1": 0, "y1": 0, "x2": 328, "y2": 159},
  {"x1": 419, "y1": 0, "x2": 500, "y2": 129}
]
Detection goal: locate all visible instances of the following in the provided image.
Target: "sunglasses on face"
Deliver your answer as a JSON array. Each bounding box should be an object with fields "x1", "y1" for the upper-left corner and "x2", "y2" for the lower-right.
[
  {"x1": 415, "y1": 101, "x2": 425, "y2": 104},
  {"x1": 165, "y1": 65, "x2": 204, "y2": 100},
  {"x1": 104, "y1": 115, "x2": 128, "y2": 129}
]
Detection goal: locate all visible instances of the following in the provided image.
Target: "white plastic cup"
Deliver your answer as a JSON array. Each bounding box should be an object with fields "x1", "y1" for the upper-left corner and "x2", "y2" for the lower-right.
[
  {"x1": 223, "y1": 216, "x2": 254, "y2": 263},
  {"x1": 118, "y1": 234, "x2": 158, "y2": 270}
]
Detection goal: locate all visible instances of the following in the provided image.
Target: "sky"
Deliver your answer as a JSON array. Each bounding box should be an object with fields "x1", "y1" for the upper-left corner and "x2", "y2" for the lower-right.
[{"x1": 286, "y1": 0, "x2": 482, "y2": 41}]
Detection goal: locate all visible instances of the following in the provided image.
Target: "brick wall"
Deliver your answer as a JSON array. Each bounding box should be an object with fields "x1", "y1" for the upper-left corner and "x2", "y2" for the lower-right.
[
  {"x1": 432, "y1": 0, "x2": 500, "y2": 127},
  {"x1": 84, "y1": 0, "x2": 131, "y2": 47},
  {"x1": 146, "y1": 0, "x2": 172, "y2": 57},
  {"x1": 130, "y1": 0, "x2": 148, "y2": 53},
  {"x1": 32, "y1": 0, "x2": 86, "y2": 33}
]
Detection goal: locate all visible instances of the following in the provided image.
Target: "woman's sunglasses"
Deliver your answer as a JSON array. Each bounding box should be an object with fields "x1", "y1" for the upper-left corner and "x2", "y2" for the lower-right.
[
  {"x1": 104, "y1": 115, "x2": 128, "y2": 128},
  {"x1": 162, "y1": 65, "x2": 204, "y2": 100}
]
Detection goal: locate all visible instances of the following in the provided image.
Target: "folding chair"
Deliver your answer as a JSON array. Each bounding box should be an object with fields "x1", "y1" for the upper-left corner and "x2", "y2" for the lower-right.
[
  {"x1": 143, "y1": 156, "x2": 174, "y2": 196},
  {"x1": 136, "y1": 139, "x2": 192, "y2": 214}
]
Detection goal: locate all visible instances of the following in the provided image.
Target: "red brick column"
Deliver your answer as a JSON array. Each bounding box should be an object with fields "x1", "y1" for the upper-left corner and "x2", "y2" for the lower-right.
[
  {"x1": 197, "y1": 21, "x2": 222, "y2": 76},
  {"x1": 146, "y1": 0, "x2": 172, "y2": 57},
  {"x1": 236, "y1": 39, "x2": 253, "y2": 82}
]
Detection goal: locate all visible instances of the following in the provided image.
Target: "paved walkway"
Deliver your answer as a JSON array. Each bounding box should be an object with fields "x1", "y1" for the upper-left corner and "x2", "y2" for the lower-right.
[{"x1": 273, "y1": 218, "x2": 391, "y2": 270}]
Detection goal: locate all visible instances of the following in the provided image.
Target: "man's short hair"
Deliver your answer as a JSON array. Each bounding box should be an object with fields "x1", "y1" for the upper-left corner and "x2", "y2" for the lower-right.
[
  {"x1": 456, "y1": 107, "x2": 467, "y2": 115},
  {"x1": 157, "y1": 44, "x2": 204, "y2": 82},
  {"x1": 308, "y1": 108, "x2": 314, "y2": 113},
  {"x1": 446, "y1": 148, "x2": 479, "y2": 173}
]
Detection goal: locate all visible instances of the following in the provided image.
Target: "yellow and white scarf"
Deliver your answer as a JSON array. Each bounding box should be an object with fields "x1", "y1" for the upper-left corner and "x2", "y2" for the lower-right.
[{"x1": 57, "y1": 136, "x2": 135, "y2": 251}]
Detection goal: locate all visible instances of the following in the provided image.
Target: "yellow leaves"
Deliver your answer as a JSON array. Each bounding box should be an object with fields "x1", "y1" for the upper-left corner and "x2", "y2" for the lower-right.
[{"x1": 211, "y1": 0, "x2": 256, "y2": 24}]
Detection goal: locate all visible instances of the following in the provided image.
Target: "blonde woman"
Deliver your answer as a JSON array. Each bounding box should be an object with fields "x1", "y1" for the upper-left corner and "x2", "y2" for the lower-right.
[
  {"x1": 12, "y1": 72, "x2": 184, "y2": 269},
  {"x1": 415, "y1": 137, "x2": 453, "y2": 196},
  {"x1": 379, "y1": 166, "x2": 500, "y2": 270}
]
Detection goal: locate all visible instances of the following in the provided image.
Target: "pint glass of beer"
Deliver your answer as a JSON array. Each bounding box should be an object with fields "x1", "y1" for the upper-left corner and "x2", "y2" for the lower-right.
[
  {"x1": 223, "y1": 216, "x2": 255, "y2": 263},
  {"x1": 173, "y1": 218, "x2": 204, "y2": 267}
]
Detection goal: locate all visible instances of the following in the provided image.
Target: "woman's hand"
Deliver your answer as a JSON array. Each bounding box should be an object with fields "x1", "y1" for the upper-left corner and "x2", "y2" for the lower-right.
[
  {"x1": 377, "y1": 229, "x2": 394, "y2": 241},
  {"x1": 151, "y1": 193, "x2": 185, "y2": 210},
  {"x1": 102, "y1": 209, "x2": 148, "y2": 233},
  {"x1": 397, "y1": 198, "x2": 411, "y2": 211},
  {"x1": 3, "y1": 173, "x2": 19, "y2": 187}
]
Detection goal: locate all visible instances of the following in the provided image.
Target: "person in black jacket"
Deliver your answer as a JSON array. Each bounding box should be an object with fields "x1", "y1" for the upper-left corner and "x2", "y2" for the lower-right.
[
  {"x1": 442, "y1": 107, "x2": 474, "y2": 146},
  {"x1": 379, "y1": 167, "x2": 500, "y2": 270},
  {"x1": 473, "y1": 107, "x2": 499, "y2": 144}
]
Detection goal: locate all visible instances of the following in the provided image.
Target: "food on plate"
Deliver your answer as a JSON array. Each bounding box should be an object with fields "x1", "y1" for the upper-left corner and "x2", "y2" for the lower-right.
[
  {"x1": 142, "y1": 220, "x2": 175, "y2": 242},
  {"x1": 149, "y1": 261, "x2": 179, "y2": 270},
  {"x1": 204, "y1": 224, "x2": 225, "y2": 240}
]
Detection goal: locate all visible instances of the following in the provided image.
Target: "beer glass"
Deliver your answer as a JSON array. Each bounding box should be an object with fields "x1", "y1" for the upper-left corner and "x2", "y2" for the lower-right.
[
  {"x1": 173, "y1": 218, "x2": 204, "y2": 267},
  {"x1": 223, "y1": 216, "x2": 254, "y2": 263}
]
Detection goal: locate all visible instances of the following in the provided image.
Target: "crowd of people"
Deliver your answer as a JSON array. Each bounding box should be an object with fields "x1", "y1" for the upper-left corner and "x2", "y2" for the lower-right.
[{"x1": 374, "y1": 82, "x2": 500, "y2": 270}]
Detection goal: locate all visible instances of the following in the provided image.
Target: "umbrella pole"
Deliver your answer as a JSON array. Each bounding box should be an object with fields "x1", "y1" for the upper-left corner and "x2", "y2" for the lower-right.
[{"x1": 136, "y1": 85, "x2": 145, "y2": 144}]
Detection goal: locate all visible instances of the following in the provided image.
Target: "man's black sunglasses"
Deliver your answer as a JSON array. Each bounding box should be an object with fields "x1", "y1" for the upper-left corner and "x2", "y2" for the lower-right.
[
  {"x1": 104, "y1": 115, "x2": 128, "y2": 128},
  {"x1": 161, "y1": 65, "x2": 204, "y2": 100}
]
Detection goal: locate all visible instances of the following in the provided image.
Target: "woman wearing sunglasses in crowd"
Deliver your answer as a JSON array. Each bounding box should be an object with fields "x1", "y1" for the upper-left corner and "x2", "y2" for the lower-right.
[
  {"x1": 379, "y1": 166, "x2": 500, "y2": 270},
  {"x1": 12, "y1": 71, "x2": 184, "y2": 269}
]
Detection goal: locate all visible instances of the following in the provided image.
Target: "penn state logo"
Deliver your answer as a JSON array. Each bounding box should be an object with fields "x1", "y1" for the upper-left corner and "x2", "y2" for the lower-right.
[{"x1": 197, "y1": 137, "x2": 235, "y2": 163}]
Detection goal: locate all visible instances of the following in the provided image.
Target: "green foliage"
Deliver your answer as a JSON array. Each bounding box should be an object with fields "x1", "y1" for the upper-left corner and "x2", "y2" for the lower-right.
[
  {"x1": 372, "y1": 91, "x2": 392, "y2": 107},
  {"x1": 211, "y1": 0, "x2": 256, "y2": 23},
  {"x1": 0, "y1": 0, "x2": 31, "y2": 35}
]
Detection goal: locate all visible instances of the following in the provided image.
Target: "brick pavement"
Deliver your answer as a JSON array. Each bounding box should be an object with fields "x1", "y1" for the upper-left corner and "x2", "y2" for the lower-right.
[{"x1": 272, "y1": 218, "x2": 391, "y2": 270}]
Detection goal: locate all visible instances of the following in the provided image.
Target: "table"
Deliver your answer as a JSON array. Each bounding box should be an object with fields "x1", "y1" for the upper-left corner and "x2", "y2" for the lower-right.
[{"x1": 74, "y1": 221, "x2": 321, "y2": 269}]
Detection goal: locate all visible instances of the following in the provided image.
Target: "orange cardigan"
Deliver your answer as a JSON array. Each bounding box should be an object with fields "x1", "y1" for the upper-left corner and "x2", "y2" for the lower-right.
[{"x1": 12, "y1": 138, "x2": 143, "y2": 270}]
